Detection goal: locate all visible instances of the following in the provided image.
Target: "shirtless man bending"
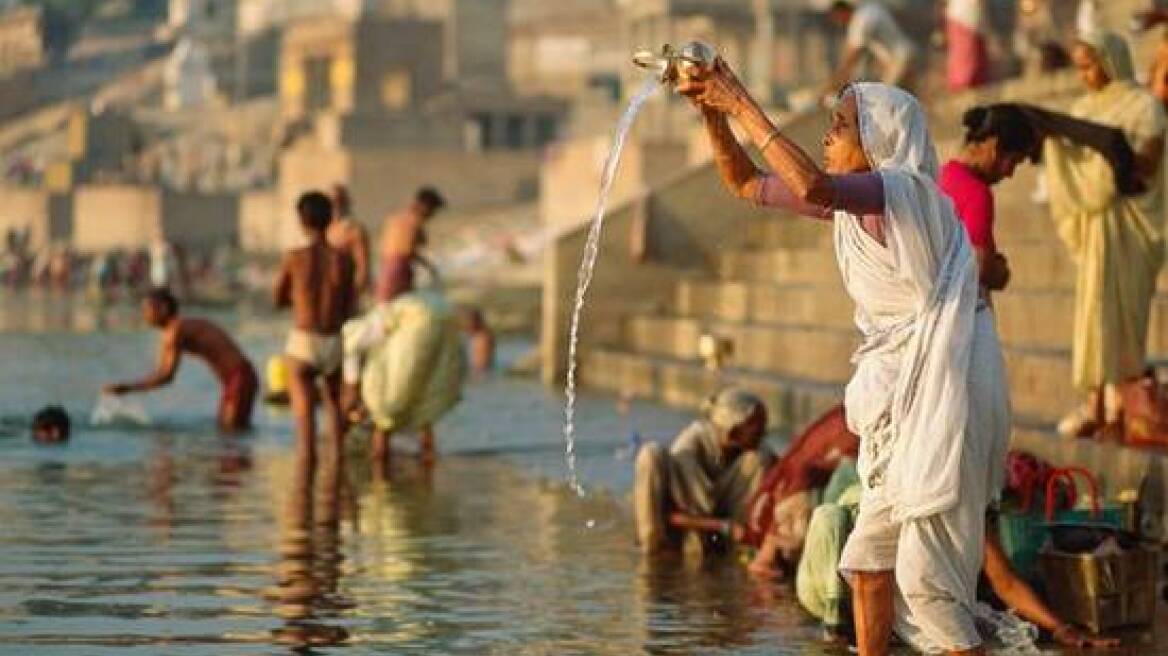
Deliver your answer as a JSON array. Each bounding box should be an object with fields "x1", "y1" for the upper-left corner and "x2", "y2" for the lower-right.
[
  {"x1": 275, "y1": 191, "x2": 356, "y2": 467},
  {"x1": 326, "y1": 184, "x2": 371, "y2": 299},
  {"x1": 104, "y1": 287, "x2": 258, "y2": 431},
  {"x1": 376, "y1": 186, "x2": 445, "y2": 302}
]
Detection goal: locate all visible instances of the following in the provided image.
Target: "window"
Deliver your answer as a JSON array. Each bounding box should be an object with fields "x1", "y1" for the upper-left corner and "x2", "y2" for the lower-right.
[
  {"x1": 472, "y1": 113, "x2": 493, "y2": 149},
  {"x1": 504, "y1": 114, "x2": 524, "y2": 149},
  {"x1": 304, "y1": 56, "x2": 332, "y2": 112},
  {"x1": 535, "y1": 115, "x2": 557, "y2": 147},
  {"x1": 380, "y1": 70, "x2": 411, "y2": 110}
]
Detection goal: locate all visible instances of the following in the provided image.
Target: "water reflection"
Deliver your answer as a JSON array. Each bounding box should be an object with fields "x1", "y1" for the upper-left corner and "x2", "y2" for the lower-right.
[
  {"x1": 0, "y1": 317, "x2": 843, "y2": 655},
  {"x1": 266, "y1": 430, "x2": 352, "y2": 650}
]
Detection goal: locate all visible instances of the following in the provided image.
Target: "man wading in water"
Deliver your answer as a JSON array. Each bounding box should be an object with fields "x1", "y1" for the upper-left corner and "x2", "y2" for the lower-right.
[
  {"x1": 104, "y1": 288, "x2": 259, "y2": 432},
  {"x1": 679, "y1": 60, "x2": 1010, "y2": 655}
]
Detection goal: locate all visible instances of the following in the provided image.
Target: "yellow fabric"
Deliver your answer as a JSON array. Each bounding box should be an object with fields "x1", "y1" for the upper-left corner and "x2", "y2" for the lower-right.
[
  {"x1": 266, "y1": 355, "x2": 288, "y2": 395},
  {"x1": 1044, "y1": 40, "x2": 1166, "y2": 389}
]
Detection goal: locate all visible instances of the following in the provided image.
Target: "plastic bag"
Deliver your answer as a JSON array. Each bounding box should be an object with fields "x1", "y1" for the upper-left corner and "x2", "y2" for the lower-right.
[
  {"x1": 349, "y1": 291, "x2": 465, "y2": 432},
  {"x1": 973, "y1": 603, "x2": 1042, "y2": 655},
  {"x1": 90, "y1": 393, "x2": 150, "y2": 427}
]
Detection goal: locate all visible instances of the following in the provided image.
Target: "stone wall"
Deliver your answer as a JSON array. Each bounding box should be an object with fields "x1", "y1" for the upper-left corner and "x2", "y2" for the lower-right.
[
  {"x1": 273, "y1": 143, "x2": 540, "y2": 250},
  {"x1": 539, "y1": 109, "x2": 829, "y2": 384},
  {"x1": 0, "y1": 185, "x2": 49, "y2": 249},
  {"x1": 161, "y1": 191, "x2": 239, "y2": 249},
  {"x1": 347, "y1": 148, "x2": 541, "y2": 234},
  {"x1": 239, "y1": 189, "x2": 280, "y2": 252},
  {"x1": 352, "y1": 19, "x2": 445, "y2": 115},
  {"x1": 539, "y1": 136, "x2": 689, "y2": 230},
  {"x1": 275, "y1": 140, "x2": 350, "y2": 248},
  {"x1": 72, "y1": 185, "x2": 240, "y2": 253},
  {"x1": 72, "y1": 185, "x2": 162, "y2": 252}
]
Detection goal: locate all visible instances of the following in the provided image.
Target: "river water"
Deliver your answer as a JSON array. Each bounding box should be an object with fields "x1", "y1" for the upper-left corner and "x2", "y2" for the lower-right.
[
  {"x1": 3, "y1": 296, "x2": 1161, "y2": 655},
  {"x1": 0, "y1": 296, "x2": 832, "y2": 655}
]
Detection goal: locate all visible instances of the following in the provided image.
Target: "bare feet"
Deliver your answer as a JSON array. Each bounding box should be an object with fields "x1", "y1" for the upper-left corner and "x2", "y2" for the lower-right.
[
  {"x1": 418, "y1": 425, "x2": 436, "y2": 468},
  {"x1": 746, "y1": 557, "x2": 781, "y2": 580}
]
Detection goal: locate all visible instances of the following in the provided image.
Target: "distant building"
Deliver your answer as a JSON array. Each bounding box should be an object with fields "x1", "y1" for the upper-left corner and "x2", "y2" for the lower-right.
[
  {"x1": 168, "y1": 0, "x2": 238, "y2": 40},
  {"x1": 164, "y1": 37, "x2": 219, "y2": 110},
  {"x1": 507, "y1": 0, "x2": 625, "y2": 101},
  {"x1": 0, "y1": 5, "x2": 44, "y2": 79},
  {"x1": 236, "y1": 0, "x2": 364, "y2": 38},
  {"x1": 256, "y1": 7, "x2": 567, "y2": 249}
]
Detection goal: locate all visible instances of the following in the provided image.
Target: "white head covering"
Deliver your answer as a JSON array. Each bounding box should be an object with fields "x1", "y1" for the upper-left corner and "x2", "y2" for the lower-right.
[
  {"x1": 1077, "y1": 30, "x2": 1136, "y2": 85},
  {"x1": 848, "y1": 82, "x2": 939, "y2": 179},
  {"x1": 702, "y1": 387, "x2": 763, "y2": 433}
]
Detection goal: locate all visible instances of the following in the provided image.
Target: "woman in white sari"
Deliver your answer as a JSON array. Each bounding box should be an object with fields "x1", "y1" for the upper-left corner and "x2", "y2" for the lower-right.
[
  {"x1": 679, "y1": 63, "x2": 1009, "y2": 655},
  {"x1": 1047, "y1": 32, "x2": 1166, "y2": 437}
]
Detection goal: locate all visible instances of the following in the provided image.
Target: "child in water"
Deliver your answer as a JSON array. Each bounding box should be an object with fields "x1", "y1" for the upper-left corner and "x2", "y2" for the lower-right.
[
  {"x1": 274, "y1": 191, "x2": 356, "y2": 465},
  {"x1": 31, "y1": 405, "x2": 70, "y2": 444},
  {"x1": 460, "y1": 307, "x2": 496, "y2": 375}
]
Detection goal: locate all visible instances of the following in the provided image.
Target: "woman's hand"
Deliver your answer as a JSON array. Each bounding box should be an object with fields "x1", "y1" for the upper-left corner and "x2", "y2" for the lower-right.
[
  {"x1": 1132, "y1": 8, "x2": 1168, "y2": 33},
  {"x1": 987, "y1": 252, "x2": 1011, "y2": 291},
  {"x1": 1052, "y1": 624, "x2": 1120, "y2": 649},
  {"x1": 677, "y1": 59, "x2": 754, "y2": 118}
]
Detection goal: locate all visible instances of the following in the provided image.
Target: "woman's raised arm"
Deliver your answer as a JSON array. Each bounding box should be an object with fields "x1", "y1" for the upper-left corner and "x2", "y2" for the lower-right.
[{"x1": 682, "y1": 60, "x2": 834, "y2": 207}]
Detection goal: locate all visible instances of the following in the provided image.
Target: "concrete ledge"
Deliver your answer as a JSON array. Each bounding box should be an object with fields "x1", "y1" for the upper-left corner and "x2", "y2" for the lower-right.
[
  {"x1": 581, "y1": 348, "x2": 842, "y2": 433},
  {"x1": 624, "y1": 315, "x2": 858, "y2": 383}
]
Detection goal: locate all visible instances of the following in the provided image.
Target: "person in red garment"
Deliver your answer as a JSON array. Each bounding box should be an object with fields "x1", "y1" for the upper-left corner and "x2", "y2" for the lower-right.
[
  {"x1": 939, "y1": 105, "x2": 1039, "y2": 299},
  {"x1": 104, "y1": 288, "x2": 258, "y2": 431}
]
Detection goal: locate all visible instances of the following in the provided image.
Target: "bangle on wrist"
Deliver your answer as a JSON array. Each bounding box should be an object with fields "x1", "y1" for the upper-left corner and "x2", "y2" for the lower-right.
[{"x1": 758, "y1": 129, "x2": 781, "y2": 152}]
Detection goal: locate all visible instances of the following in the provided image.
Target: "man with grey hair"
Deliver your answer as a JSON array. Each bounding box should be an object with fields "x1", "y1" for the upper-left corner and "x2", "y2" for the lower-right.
[{"x1": 634, "y1": 387, "x2": 773, "y2": 555}]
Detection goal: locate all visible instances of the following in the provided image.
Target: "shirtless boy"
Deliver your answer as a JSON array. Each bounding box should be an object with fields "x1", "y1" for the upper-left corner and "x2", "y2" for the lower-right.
[
  {"x1": 275, "y1": 191, "x2": 356, "y2": 465},
  {"x1": 376, "y1": 186, "x2": 445, "y2": 302},
  {"x1": 104, "y1": 287, "x2": 258, "y2": 431},
  {"x1": 326, "y1": 184, "x2": 371, "y2": 299}
]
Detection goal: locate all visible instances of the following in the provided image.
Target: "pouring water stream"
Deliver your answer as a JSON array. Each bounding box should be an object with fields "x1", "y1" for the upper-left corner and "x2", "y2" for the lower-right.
[{"x1": 562, "y1": 76, "x2": 661, "y2": 498}]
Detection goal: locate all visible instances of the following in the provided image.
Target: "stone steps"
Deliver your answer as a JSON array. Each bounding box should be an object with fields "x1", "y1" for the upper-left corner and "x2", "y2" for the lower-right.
[
  {"x1": 741, "y1": 216, "x2": 832, "y2": 251},
  {"x1": 580, "y1": 347, "x2": 843, "y2": 432},
  {"x1": 717, "y1": 237, "x2": 1168, "y2": 295},
  {"x1": 581, "y1": 345, "x2": 1076, "y2": 433},
  {"x1": 619, "y1": 310, "x2": 1078, "y2": 422},
  {"x1": 582, "y1": 346, "x2": 1167, "y2": 527},
  {"x1": 674, "y1": 278, "x2": 1168, "y2": 354},
  {"x1": 623, "y1": 314, "x2": 858, "y2": 384},
  {"x1": 675, "y1": 278, "x2": 853, "y2": 329}
]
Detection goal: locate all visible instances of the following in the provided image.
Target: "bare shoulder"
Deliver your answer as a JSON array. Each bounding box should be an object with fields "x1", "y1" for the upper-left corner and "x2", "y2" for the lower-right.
[
  {"x1": 179, "y1": 317, "x2": 226, "y2": 340},
  {"x1": 285, "y1": 247, "x2": 313, "y2": 269},
  {"x1": 328, "y1": 244, "x2": 354, "y2": 270}
]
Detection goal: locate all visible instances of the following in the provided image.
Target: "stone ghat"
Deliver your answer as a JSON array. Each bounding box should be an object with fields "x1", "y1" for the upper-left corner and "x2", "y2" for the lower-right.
[{"x1": 544, "y1": 6, "x2": 1168, "y2": 509}]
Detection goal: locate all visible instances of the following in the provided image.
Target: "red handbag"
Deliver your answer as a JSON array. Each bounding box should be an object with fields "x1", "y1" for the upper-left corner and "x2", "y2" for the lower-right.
[{"x1": 1121, "y1": 368, "x2": 1168, "y2": 448}]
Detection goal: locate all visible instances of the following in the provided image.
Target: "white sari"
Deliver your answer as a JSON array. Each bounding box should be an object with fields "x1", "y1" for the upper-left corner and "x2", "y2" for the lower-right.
[{"x1": 834, "y1": 83, "x2": 1011, "y2": 652}]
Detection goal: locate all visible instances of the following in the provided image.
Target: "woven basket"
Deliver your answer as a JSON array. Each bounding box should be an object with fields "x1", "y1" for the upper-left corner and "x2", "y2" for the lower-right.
[{"x1": 1038, "y1": 546, "x2": 1159, "y2": 634}]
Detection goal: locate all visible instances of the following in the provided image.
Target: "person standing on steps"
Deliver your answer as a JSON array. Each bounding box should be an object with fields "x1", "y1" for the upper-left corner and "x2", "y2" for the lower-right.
[
  {"x1": 1044, "y1": 32, "x2": 1166, "y2": 438},
  {"x1": 939, "y1": 104, "x2": 1039, "y2": 301}
]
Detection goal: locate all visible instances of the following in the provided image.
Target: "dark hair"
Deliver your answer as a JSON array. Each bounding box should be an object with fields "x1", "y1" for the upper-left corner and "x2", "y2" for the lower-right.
[
  {"x1": 330, "y1": 184, "x2": 352, "y2": 216},
  {"x1": 297, "y1": 191, "x2": 334, "y2": 230},
  {"x1": 961, "y1": 105, "x2": 1037, "y2": 156},
  {"x1": 829, "y1": 1, "x2": 855, "y2": 13},
  {"x1": 31, "y1": 405, "x2": 70, "y2": 442},
  {"x1": 415, "y1": 186, "x2": 446, "y2": 212},
  {"x1": 145, "y1": 287, "x2": 179, "y2": 316}
]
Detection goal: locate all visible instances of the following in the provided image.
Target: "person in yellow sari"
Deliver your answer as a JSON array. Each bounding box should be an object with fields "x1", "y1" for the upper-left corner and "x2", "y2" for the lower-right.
[{"x1": 1045, "y1": 31, "x2": 1166, "y2": 437}]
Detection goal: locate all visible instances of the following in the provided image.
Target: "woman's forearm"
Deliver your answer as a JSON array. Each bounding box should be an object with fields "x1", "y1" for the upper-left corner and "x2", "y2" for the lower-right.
[
  {"x1": 1136, "y1": 135, "x2": 1164, "y2": 181},
  {"x1": 733, "y1": 103, "x2": 833, "y2": 206},
  {"x1": 704, "y1": 109, "x2": 763, "y2": 199},
  {"x1": 669, "y1": 511, "x2": 730, "y2": 535}
]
